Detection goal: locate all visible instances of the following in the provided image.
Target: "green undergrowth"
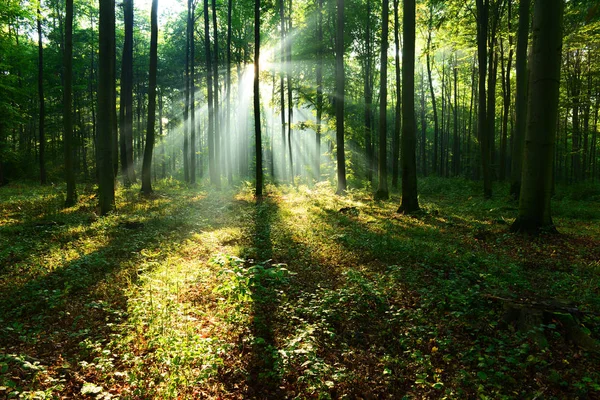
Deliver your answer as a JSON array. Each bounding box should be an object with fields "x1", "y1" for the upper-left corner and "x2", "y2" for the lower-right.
[{"x1": 1, "y1": 178, "x2": 599, "y2": 399}]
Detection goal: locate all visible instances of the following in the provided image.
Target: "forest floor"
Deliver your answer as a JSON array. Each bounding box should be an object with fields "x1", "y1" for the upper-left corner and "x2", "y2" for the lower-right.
[{"x1": 1, "y1": 177, "x2": 600, "y2": 399}]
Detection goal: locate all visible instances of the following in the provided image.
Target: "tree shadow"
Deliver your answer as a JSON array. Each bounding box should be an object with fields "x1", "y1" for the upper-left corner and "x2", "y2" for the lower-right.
[{"x1": 0, "y1": 191, "x2": 225, "y2": 385}]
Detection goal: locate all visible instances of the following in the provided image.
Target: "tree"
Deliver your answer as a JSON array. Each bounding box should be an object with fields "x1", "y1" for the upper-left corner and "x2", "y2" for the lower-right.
[
  {"x1": 141, "y1": 0, "x2": 158, "y2": 194},
  {"x1": 476, "y1": 0, "x2": 491, "y2": 198},
  {"x1": 254, "y1": 0, "x2": 263, "y2": 198},
  {"x1": 375, "y1": 0, "x2": 389, "y2": 200},
  {"x1": 189, "y1": 0, "x2": 196, "y2": 185},
  {"x1": 97, "y1": 0, "x2": 115, "y2": 214},
  {"x1": 119, "y1": 0, "x2": 135, "y2": 186},
  {"x1": 64, "y1": 0, "x2": 76, "y2": 206},
  {"x1": 391, "y1": 0, "x2": 401, "y2": 188},
  {"x1": 204, "y1": 0, "x2": 217, "y2": 186},
  {"x1": 511, "y1": 0, "x2": 564, "y2": 233},
  {"x1": 398, "y1": 0, "x2": 419, "y2": 213},
  {"x1": 335, "y1": 0, "x2": 346, "y2": 194},
  {"x1": 315, "y1": 0, "x2": 324, "y2": 181},
  {"x1": 37, "y1": 5, "x2": 46, "y2": 186}
]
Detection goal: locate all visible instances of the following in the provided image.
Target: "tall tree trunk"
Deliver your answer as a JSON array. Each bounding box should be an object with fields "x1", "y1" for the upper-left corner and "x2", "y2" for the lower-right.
[
  {"x1": 499, "y1": 1, "x2": 512, "y2": 181},
  {"x1": 141, "y1": 0, "x2": 158, "y2": 194},
  {"x1": 190, "y1": 0, "x2": 196, "y2": 184},
  {"x1": 254, "y1": 0, "x2": 263, "y2": 198},
  {"x1": 279, "y1": 0, "x2": 287, "y2": 182},
  {"x1": 98, "y1": 0, "x2": 115, "y2": 214},
  {"x1": 452, "y1": 63, "x2": 459, "y2": 176},
  {"x1": 64, "y1": 0, "x2": 76, "y2": 206},
  {"x1": 38, "y1": 6, "x2": 46, "y2": 185},
  {"x1": 120, "y1": 0, "x2": 135, "y2": 186},
  {"x1": 287, "y1": 0, "x2": 294, "y2": 181},
  {"x1": 226, "y1": 0, "x2": 233, "y2": 185},
  {"x1": 315, "y1": 0, "x2": 323, "y2": 181},
  {"x1": 426, "y1": 10, "x2": 439, "y2": 176},
  {"x1": 398, "y1": 0, "x2": 419, "y2": 213},
  {"x1": 510, "y1": 0, "x2": 529, "y2": 199},
  {"x1": 183, "y1": 6, "x2": 190, "y2": 183},
  {"x1": 476, "y1": 0, "x2": 491, "y2": 198},
  {"x1": 364, "y1": 0, "x2": 374, "y2": 184},
  {"x1": 212, "y1": 0, "x2": 221, "y2": 188},
  {"x1": 392, "y1": 0, "x2": 401, "y2": 187},
  {"x1": 511, "y1": 0, "x2": 563, "y2": 234},
  {"x1": 204, "y1": 0, "x2": 216, "y2": 186},
  {"x1": 375, "y1": 0, "x2": 389, "y2": 200},
  {"x1": 420, "y1": 66, "x2": 427, "y2": 177},
  {"x1": 335, "y1": 0, "x2": 346, "y2": 194}
]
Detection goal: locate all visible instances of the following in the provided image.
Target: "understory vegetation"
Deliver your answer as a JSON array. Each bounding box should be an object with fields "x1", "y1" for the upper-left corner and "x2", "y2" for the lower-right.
[{"x1": 1, "y1": 178, "x2": 599, "y2": 399}]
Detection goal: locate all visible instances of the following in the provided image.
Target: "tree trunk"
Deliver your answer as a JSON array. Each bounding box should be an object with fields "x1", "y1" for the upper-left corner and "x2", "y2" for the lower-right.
[
  {"x1": 392, "y1": 0, "x2": 402, "y2": 187},
  {"x1": 335, "y1": 0, "x2": 346, "y2": 194},
  {"x1": 254, "y1": 0, "x2": 263, "y2": 198},
  {"x1": 511, "y1": 0, "x2": 563, "y2": 234},
  {"x1": 120, "y1": 0, "x2": 135, "y2": 186},
  {"x1": 287, "y1": 0, "x2": 294, "y2": 181},
  {"x1": 64, "y1": 0, "x2": 76, "y2": 206},
  {"x1": 226, "y1": 0, "x2": 233, "y2": 185},
  {"x1": 375, "y1": 0, "x2": 389, "y2": 200},
  {"x1": 364, "y1": 0, "x2": 374, "y2": 184},
  {"x1": 279, "y1": 0, "x2": 287, "y2": 182},
  {"x1": 37, "y1": 6, "x2": 46, "y2": 185},
  {"x1": 426, "y1": 9, "x2": 439, "y2": 176},
  {"x1": 141, "y1": 0, "x2": 158, "y2": 194},
  {"x1": 315, "y1": 0, "x2": 323, "y2": 181},
  {"x1": 476, "y1": 0, "x2": 491, "y2": 198},
  {"x1": 212, "y1": 0, "x2": 221, "y2": 188},
  {"x1": 203, "y1": 0, "x2": 216, "y2": 187},
  {"x1": 190, "y1": 0, "x2": 196, "y2": 184},
  {"x1": 510, "y1": 0, "x2": 529, "y2": 199},
  {"x1": 398, "y1": 0, "x2": 419, "y2": 213},
  {"x1": 98, "y1": 0, "x2": 115, "y2": 214}
]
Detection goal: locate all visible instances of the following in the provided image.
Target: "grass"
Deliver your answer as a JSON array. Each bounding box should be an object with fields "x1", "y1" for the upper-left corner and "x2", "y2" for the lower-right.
[{"x1": 1, "y1": 177, "x2": 599, "y2": 399}]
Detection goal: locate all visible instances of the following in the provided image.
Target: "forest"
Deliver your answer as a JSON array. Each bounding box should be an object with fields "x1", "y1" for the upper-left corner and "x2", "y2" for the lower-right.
[{"x1": 1, "y1": 0, "x2": 600, "y2": 398}]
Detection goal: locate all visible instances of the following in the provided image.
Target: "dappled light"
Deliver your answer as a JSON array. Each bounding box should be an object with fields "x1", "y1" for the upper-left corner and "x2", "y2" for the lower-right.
[{"x1": 1, "y1": 0, "x2": 600, "y2": 398}]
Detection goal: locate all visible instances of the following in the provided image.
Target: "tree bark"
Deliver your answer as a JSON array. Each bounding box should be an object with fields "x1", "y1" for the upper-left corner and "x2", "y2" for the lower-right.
[
  {"x1": 64, "y1": 0, "x2": 76, "y2": 206},
  {"x1": 510, "y1": 0, "x2": 529, "y2": 199},
  {"x1": 398, "y1": 0, "x2": 419, "y2": 213},
  {"x1": 315, "y1": 0, "x2": 323, "y2": 181},
  {"x1": 392, "y1": 0, "x2": 402, "y2": 186},
  {"x1": 212, "y1": 0, "x2": 221, "y2": 188},
  {"x1": 141, "y1": 0, "x2": 158, "y2": 194},
  {"x1": 254, "y1": 0, "x2": 263, "y2": 198},
  {"x1": 98, "y1": 0, "x2": 115, "y2": 214},
  {"x1": 476, "y1": 0, "x2": 491, "y2": 198},
  {"x1": 375, "y1": 0, "x2": 389, "y2": 200},
  {"x1": 511, "y1": 0, "x2": 563, "y2": 234},
  {"x1": 37, "y1": 6, "x2": 46, "y2": 185},
  {"x1": 190, "y1": 0, "x2": 196, "y2": 184},
  {"x1": 120, "y1": 0, "x2": 135, "y2": 186},
  {"x1": 335, "y1": 0, "x2": 346, "y2": 194}
]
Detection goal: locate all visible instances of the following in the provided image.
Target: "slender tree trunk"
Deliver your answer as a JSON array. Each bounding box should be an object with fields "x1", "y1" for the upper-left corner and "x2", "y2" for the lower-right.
[
  {"x1": 279, "y1": 0, "x2": 287, "y2": 182},
  {"x1": 476, "y1": 0, "x2": 491, "y2": 198},
  {"x1": 392, "y1": 0, "x2": 401, "y2": 187},
  {"x1": 398, "y1": 0, "x2": 419, "y2": 213},
  {"x1": 499, "y1": 1, "x2": 512, "y2": 181},
  {"x1": 420, "y1": 66, "x2": 427, "y2": 177},
  {"x1": 64, "y1": 0, "x2": 76, "y2": 206},
  {"x1": 452, "y1": 63, "x2": 459, "y2": 176},
  {"x1": 38, "y1": 7, "x2": 46, "y2": 185},
  {"x1": 226, "y1": 0, "x2": 233, "y2": 184},
  {"x1": 204, "y1": 0, "x2": 216, "y2": 186},
  {"x1": 335, "y1": 0, "x2": 346, "y2": 194},
  {"x1": 364, "y1": 0, "x2": 373, "y2": 184},
  {"x1": 98, "y1": 0, "x2": 115, "y2": 214},
  {"x1": 141, "y1": 0, "x2": 158, "y2": 194},
  {"x1": 315, "y1": 0, "x2": 323, "y2": 181},
  {"x1": 190, "y1": 0, "x2": 196, "y2": 184},
  {"x1": 254, "y1": 0, "x2": 263, "y2": 198},
  {"x1": 426, "y1": 14, "x2": 439, "y2": 176},
  {"x1": 212, "y1": 0, "x2": 221, "y2": 188},
  {"x1": 287, "y1": 0, "x2": 294, "y2": 181},
  {"x1": 510, "y1": 0, "x2": 529, "y2": 199},
  {"x1": 120, "y1": 0, "x2": 135, "y2": 185},
  {"x1": 375, "y1": 0, "x2": 389, "y2": 199}
]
